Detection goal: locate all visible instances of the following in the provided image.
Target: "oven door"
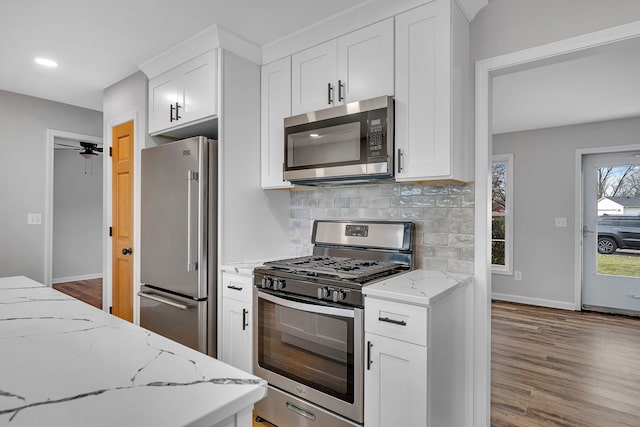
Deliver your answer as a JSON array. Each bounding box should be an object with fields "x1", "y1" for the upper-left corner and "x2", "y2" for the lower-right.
[{"x1": 254, "y1": 289, "x2": 363, "y2": 423}]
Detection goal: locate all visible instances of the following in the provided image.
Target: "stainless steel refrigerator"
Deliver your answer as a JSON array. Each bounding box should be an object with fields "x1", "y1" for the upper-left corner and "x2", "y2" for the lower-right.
[{"x1": 139, "y1": 136, "x2": 217, "y2": 357}]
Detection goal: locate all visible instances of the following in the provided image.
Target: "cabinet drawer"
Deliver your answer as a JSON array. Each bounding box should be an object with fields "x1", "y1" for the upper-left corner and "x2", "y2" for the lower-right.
[
  {"x1": 222, "y1": 273, "x2": 253, "y2": 303},
  {"x1": 365, "y1": 297, "x2": 428, "y2": 346}
]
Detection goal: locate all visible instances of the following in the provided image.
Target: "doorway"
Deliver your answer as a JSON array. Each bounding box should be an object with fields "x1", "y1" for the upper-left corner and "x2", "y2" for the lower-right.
[
  {"x1": 45, "y1": 130, "x2": 103, "y2": 288},
  {"x1": 582, "y1": 151, "x2": 640, "y2": 315},
  {"x1": 474, "y1": 22, "x2": 640, "y2": 425}
]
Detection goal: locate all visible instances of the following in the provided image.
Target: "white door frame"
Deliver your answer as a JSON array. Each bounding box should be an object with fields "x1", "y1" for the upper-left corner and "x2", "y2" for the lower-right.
[
  {"x1": 44, "y1": 129, "x2": 103, "y2": 287},
  {"x1": 474, "y1": 20, "x2": 640, "y2": 426},
  {"x1": 574, "y1": 144, "x2": 640, "y2": 311}
]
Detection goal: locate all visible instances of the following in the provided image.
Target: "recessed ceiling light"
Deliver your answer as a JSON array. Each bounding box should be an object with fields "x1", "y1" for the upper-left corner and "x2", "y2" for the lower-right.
[
  {"x1": 34, "y1": 57, "x2": 58, "y2": 68},
  {"x1": 310, "y1": 133, "x2": 320, "y2": 138}
]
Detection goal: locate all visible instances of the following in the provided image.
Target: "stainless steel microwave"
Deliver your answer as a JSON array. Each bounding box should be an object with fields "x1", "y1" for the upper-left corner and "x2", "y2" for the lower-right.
[{"x1": 283, "y1": 95, "x2": 394, "y2": 186}]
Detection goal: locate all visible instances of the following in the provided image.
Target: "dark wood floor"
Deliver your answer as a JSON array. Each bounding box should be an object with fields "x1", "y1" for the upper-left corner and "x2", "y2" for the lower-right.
[
  {"x1": 491, "y1": 300, "x2": 640, "y2": 427},
  {"x1": 52, "y1": 278, "x2": 102, "y2": 309}
]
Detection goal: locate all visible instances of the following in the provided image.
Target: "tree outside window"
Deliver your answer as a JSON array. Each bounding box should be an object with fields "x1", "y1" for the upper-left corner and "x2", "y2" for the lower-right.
[{"x1": 492, "y1": 154, "x2": 513, "y2": 273}]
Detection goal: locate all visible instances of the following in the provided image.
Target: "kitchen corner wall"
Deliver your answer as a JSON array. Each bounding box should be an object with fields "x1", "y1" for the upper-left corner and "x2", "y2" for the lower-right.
[{"x1": 288, "y1": 182, "x2": 475, "y2": 274}]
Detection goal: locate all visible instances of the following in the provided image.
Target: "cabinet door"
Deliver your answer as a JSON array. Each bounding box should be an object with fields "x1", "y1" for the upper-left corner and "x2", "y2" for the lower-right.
[
  {"x1": 222, "y1": 297, "x2": 252, "y2": 373},
  {"x1": 395, "y1": 1, "x2": 452, "y2": 180},
  {"x1": 337, "y1": 18, "x2": 394, "y2": 104},
  {"x1": 181, "y1": 50, "x2": 218, "y2": 124},
  {"x1": 291, "y1": 40, "x2": 337, "y2": 115},
  {"x1": 148, "y1": 71, "x2": 180, "y2": 134},
  {"x1": 261, "y1": 57, "x2": 293, "y2": 189},
  {"x1": 364, "y1": 333, "x2": 427, "y2": 427}
]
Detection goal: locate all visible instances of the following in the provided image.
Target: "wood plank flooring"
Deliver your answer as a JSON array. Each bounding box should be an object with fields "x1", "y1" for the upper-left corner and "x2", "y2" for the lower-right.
[
  {"x1": 52, "y1": 278, "x2": 102, "y2": 309},
  {"x1": 491, "y1": 300, "x2": 640, "y2": 427}
]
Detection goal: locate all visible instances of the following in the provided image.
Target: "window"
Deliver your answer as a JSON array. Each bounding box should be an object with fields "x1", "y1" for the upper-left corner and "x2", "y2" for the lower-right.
[{"x1": 492, "y1": 154, "x2": 513, "y2": 274}]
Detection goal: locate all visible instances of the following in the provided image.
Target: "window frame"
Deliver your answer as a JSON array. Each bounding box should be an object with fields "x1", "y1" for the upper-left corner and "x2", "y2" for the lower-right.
[{"x1": 491, "y1": 153, "x2": 514, "y2": 275}]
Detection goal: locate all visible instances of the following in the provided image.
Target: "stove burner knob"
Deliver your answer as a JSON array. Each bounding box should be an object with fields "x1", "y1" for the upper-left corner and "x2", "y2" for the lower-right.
[
  {"x1": 332, "y1": 289, "x2": 346, "y2": 303},
  {"x1": 317, "y1": 287, "x2": 331, "y2": 300},
  {"x1": 261, "y1": 277, "x2": 273, "y2": 289},
  {"x1": 274, "y1": 279, "x2": 286, "y2": 290}
]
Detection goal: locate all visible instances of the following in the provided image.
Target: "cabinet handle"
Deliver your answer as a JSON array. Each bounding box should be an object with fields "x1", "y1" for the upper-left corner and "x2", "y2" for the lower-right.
[
  {"x1": 227, "y1": 285, "x2": 243, "y2": 291},
  {"x1": 175, "y1": 102, "x2": 182, "y2": 120},
  {"x1": 327, "y1": 83, "x2": 334, "y2": 105},
  {"x1": 242, "y1": 308, "x2": 249, "y2": 331},
  {"x1": 338, "y1": 80, "x2": 344, "y2": 102},
  {"x1": 367, "y1": 341, "x2": 373, "y2": 370},
  {"x1": 170, "y1": 103, "x2": 175, "y2": 122},
  {"x1": 397, "y1": 148, "x2": 404, "y2": 173},
  {"x1": 378, "y1": 316, "x2": 407, "y2": 326}
]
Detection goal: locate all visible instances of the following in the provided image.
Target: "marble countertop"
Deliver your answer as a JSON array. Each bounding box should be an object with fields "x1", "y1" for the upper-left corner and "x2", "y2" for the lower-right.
[
  {"x1": 220, "y1": 255, "x2": 291, "y2": 276},
  {"x1": 0, "y1": 276, "x2": 266, "y2": 427},
  {"x1": 363, "y1": 269, "x2": 473, "y2": 306}
]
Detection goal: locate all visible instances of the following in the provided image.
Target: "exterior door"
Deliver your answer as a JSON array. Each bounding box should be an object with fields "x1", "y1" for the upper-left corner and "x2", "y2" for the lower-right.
[
  {"x1": 112, "y1": 121, "x2": 134, "y2": 322},
  {"x1": 582, "y1": 151, "x2": 640, "y2": 314}
]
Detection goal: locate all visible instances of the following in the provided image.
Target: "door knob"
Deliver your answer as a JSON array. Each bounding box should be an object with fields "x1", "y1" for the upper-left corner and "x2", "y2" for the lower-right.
[{"x1": 122, "y1": 247, "x2": 132, "y2": 255}]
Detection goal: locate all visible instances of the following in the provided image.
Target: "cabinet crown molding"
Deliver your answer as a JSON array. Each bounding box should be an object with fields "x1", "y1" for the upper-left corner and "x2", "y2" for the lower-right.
[{"x1": 139, "y1": 24, "x2": 262, "y2": 79}]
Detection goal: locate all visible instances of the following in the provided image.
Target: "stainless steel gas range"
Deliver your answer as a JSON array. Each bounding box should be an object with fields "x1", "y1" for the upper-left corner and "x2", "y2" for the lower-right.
[{"x1": 253, "y1": 220, "x2": 415, "y2": 427}]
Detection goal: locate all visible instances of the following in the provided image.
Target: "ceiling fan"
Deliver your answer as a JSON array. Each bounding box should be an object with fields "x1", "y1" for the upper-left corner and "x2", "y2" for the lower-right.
[{"x1": 55, "y1": 141, "x2": 103, "y2": 158}]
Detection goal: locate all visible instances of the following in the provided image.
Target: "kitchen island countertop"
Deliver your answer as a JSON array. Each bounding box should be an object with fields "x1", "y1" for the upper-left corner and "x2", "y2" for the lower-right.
[
  {"x1": 0, "y1": 276, "x2": 266, "y2": 427},
  {"x1": 363, "y1": 269, "x2": 473, "y2": 306}
]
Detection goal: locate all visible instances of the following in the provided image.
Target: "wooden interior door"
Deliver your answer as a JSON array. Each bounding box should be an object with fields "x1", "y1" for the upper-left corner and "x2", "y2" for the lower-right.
[{"x1": 111, "y1": 121, "x2": 134, "y2": 322}]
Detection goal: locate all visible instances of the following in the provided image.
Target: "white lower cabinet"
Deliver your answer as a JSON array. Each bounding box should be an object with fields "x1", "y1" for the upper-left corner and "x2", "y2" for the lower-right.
[
  {"x1": 364, "y1": 333, "x2": 427, "y2": 427},
  {"x1": 363, "y1": 281, "x2": 470, "y2": 427},
  {"x1": 221, "y1": 272, "x2": 253, "y2": 373}
]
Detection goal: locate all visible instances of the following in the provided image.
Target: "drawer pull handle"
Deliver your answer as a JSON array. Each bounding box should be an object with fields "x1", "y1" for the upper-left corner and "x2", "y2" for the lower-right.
[
  {"x1": 286, "y1": 402, "x2": 316, "y2": 421},
  {"x1": 227, "y1": 285, "x2": 243, "y2": 291},
  {"x1": 379, "y1": 316, "x2": 407, "y2": 326},
  {"x1": 367, "y1": 341, "x2": 373, "y2": 370}
]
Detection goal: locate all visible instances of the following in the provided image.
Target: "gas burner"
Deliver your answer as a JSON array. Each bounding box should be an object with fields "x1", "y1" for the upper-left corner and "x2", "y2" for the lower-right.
[{"x1": 264, "y1": 255, "x2": 402, "y2": 280}]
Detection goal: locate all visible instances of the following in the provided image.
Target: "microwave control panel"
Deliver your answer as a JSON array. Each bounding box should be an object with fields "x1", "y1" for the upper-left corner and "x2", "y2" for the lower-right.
[{"x1": 367, "y1": 109, "x2": 387, "y2": 160}]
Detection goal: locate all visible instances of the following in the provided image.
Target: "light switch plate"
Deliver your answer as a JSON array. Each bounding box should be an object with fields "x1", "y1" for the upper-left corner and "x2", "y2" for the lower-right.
[
  {"x1": 27, "y1": 213, "x2": 42, "y2": 225},
  {"x1": 555, "y1": 217, "x2": 567, "y2": 227}
]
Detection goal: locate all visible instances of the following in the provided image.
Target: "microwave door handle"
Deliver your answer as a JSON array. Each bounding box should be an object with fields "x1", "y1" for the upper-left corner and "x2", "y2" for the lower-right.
[{"x1": 258, "y1": 290, "x2": 355, "y2": 318}]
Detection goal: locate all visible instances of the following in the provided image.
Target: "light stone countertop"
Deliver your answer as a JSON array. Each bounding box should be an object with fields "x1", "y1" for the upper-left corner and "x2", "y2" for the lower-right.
[
  {"x1": 362, "y1": 269, "x2": 473, "y2": 306},
  {"x1": 219, "y1": 255, "x2": 291, "y2": 276},
  {"x1": 0, "y1": 276, "x2": 266, "y2": 427}
]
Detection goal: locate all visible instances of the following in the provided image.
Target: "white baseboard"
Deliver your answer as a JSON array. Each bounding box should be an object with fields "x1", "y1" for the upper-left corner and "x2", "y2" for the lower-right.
[
  {"x1": 52, "y1": 273, "x2": 102, "y2": 284},
  {"x1": 492, "y1": 293, "x2": 576, "y2": 311}
]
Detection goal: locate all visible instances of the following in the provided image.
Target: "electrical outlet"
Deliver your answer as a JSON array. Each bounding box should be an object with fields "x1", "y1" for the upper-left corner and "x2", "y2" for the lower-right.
[
  {"x1": 27, "y1": 213, "x2": 42, "y2": 225},
  {"x1": 514, "y1": 271, "x2": 522, "y2": 281}
]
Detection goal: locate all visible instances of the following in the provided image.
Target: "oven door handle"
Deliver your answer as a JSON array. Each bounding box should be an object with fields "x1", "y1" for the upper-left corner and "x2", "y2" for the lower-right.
[{"x1": 257, "y1": 290, "x2": 355, "y2": 318}]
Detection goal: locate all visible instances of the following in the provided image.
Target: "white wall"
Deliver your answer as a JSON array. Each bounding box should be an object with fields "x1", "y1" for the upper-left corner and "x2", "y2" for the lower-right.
[
  {"x1": 470, "y1": 0, "x2": 640, "y2": 61},
  {"x1": 0, "y1": 90, "x2": 102, "y2": 283},
  {"x1": 220, "y1": 51, "x2": 290, "y2": 263},
  {"x1": 53, "y1": 149, "x2": 103, "y2": 281},
  {"x1": 492, "y1": 116, "x2": 640, "y2": 306}
]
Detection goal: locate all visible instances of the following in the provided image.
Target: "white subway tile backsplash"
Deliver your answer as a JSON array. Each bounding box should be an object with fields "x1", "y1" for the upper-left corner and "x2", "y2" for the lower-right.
[{"x1": 288, "y1": 182, "x2": 475, "y2": 272}]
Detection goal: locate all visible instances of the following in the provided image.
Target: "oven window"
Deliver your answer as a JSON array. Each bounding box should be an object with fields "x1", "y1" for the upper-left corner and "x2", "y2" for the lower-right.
[
  {"x1": 287, "y1": 122, "x2": 361, "y2": 168},
  {"x1": 257, "y1": 296, "x2": 354, "y2": 403}
]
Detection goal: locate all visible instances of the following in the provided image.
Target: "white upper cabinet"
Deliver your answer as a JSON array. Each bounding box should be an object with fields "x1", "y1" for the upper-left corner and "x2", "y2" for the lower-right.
[
  {"x1": 261, "y1": 57, "x2": 293, "y2": 189},
  {"x1": 291, "y1": 18, "x2": 394, "y2": 115},
  {"x1": 337, "y1": 18, "x2": 394, "y2": 105},
  {"x1": 291, "y1": 40, "x2": 337, "y2": 115},
  {"x1": 148, "y1": 50, "x2": 218, "y2": 135},
  {"x1": 394, "y1": 0, "x2": 472, "y2": 182}
]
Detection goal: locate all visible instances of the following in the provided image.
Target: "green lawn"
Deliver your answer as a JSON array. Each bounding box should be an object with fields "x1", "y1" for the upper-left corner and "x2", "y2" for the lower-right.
[{"x1": 597, "y1": 252, "x2": 640, "y2": 277}]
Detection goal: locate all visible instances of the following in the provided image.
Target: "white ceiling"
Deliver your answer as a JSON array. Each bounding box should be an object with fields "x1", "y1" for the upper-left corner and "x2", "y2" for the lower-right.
[
  {"x1": 492, "y1": 36, "x2": 640, "y2": 134},
  {"x1": 3, "y1": 1, "x2": 639, "y2": 132},
  {"x1": 0, "y1": 0, "x2": 370, "y2": 111}
]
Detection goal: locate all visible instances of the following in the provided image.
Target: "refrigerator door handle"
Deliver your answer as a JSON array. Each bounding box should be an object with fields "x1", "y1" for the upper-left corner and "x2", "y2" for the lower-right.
[
  {"x1": 186, "y1": 170, "x2": 198, "y2": 272},
  {"x1": 138, "y1": 291, "x2": 188, "y2": 310}
]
